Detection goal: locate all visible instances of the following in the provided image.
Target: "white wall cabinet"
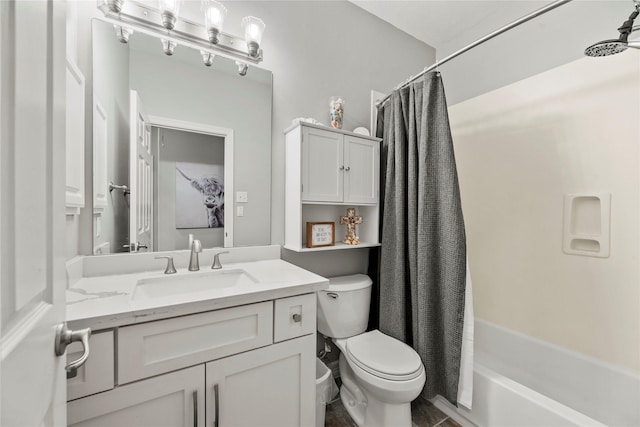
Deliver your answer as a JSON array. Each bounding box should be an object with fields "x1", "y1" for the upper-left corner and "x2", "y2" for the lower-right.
[
  {"x1": 285, "y1": 123, "x2": 381, "y2": 251},
  {"x1": 299, "y1": 125, "x2": 379, "y2": 204},
  {"x1": 67, "y1": 296, "x2": 316, "y2": 426}
]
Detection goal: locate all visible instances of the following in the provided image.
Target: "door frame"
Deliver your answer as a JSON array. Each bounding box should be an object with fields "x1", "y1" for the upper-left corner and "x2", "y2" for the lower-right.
[{"x1": 148, "y1": 115, "x2": 234, "y2": 248}]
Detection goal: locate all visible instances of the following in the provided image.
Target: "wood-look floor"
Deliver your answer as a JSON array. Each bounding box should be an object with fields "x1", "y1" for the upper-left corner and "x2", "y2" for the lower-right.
[{"x1": 324, "y1": 394, "x2": 462, "y2": 427}]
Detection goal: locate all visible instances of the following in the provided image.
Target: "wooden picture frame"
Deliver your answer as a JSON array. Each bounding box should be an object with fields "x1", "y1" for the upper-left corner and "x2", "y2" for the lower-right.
[{"x1": 306, "y1": 222, "x2": 335, "y2": 248}]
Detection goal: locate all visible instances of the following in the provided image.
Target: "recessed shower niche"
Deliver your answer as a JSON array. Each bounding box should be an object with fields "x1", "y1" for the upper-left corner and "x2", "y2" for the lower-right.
[{"x1": 563, "y1": 193, "x2": 611, "y2": 258}]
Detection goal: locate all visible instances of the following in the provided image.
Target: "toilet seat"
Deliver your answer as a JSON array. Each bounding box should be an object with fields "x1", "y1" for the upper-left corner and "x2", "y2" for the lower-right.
[{"x1": 345, "y1": 330, "x2": 424, "y2": 381}]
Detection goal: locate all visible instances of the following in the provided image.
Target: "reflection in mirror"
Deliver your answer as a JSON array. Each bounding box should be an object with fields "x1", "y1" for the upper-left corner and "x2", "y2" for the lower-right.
[
  {"x1": 91, "y1": 18, "x2": 272, "y2": 255},
  {"x1": 153, "y1": 126, "x2": 228, "y2": 251}
]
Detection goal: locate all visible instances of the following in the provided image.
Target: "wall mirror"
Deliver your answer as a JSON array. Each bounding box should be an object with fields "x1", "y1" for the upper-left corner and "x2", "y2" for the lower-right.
[{"x1": 91, "y1": 18, "x2": 272, "y2": 255}]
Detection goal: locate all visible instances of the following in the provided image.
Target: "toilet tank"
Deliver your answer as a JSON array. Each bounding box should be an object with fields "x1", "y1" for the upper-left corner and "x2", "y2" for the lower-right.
[{"x1": 317, "y1": 274, "x2": 372, "y2": 339}]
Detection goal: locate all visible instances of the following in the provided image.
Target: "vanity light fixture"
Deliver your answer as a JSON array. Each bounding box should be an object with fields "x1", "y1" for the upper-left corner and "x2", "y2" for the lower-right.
[
  {"x1": 161, "y1": 38, "x2": 177, "y2": 55},
  {"x1": 114, "y1": 24, "x2": 134, "y2": 43},
  {"x1": 241, "y1": 16, "x2": 265, "y2": 58},
  {"x1": 201, "y1": 50, "x2": 215, "y2": 66},
  {"x1": 235, "y1": 61, "x2": 248, "y2": 76},
  {"x1": 97, "y1": 0, "x2": 265, "y2": 72},
  {"x1": 158, "y1": 0, "x2": 184, "y2": 30},
  {"x1": 201, "y1": 0, "x2": 227, "y2": 44},
  {"x1": 105, "y1": 0, "x2": 123, "y2": 13}
]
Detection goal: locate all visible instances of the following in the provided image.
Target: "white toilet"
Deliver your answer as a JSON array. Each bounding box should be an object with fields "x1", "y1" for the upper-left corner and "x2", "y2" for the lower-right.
[{"x1": 317, "y1": 274, "x2": 426, "y2": 427}]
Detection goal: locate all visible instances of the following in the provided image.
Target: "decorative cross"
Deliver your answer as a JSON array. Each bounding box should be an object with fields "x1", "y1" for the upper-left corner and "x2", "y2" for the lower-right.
[{"x1": 340, "y1": 208, "x2": 363, "y2": 245}]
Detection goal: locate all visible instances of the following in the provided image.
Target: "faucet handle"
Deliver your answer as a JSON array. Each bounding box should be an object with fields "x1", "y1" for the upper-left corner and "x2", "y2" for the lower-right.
[
  {"x1": 155, "y1": 256, "x2": 177, "y2": 274},
  {"x1": 211, "y1": 251, "x2": 230, "y2": 270}
]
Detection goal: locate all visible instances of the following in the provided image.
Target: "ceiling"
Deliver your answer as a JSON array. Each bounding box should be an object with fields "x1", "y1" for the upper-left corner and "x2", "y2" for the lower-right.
[{"x1": 350, "y1": 1, "x2": 631, "y2": 56}]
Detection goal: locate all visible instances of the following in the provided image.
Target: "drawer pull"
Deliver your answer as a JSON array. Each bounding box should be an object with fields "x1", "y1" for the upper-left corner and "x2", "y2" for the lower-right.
[
  {"x1": 326, "y1": 292, "x2": 339, "y2": 299},
  {"x1": 292, "y1": 313, "x2": 302, "y2": 323},
  {"x1": 213, "y1": 384, "x2": 219, "y2": 427},
  {"x1": 193, "y1": 390, "x2": 198, "y2": 427}
]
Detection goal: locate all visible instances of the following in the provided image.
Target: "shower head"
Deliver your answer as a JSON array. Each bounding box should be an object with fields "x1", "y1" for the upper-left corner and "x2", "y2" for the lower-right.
[
  {"x1": 584, "y1": 39, "x2": 629, "y2": 57},
  {"x1": 584, "y1": 2, "x2": 640, "y2": 57}
]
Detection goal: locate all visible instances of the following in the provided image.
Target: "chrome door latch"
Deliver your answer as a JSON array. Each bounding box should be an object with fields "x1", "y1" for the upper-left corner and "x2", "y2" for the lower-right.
[{"x1": 54, "y1": 323, "x2": 91, "y2": 379}]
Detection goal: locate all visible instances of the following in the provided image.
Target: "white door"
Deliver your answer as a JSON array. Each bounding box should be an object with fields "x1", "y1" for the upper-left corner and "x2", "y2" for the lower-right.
[
  {"x1": 0, "y1": 0, "x2": 68, "y2": 425},
  {"x1": 129, "y1": 90, "x2": 153, "y2": 252}
]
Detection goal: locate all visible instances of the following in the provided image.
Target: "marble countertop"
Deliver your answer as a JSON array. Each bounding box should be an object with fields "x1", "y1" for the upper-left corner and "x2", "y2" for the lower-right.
[{"x1": 66, "y1": 257, "x2": 328, "y2": 331}]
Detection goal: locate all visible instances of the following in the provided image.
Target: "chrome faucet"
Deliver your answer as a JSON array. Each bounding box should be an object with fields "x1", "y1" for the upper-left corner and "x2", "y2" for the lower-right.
[
  {"x1": 155, "y1": 256, "x2": 177, "y2": 274},
  {"x1": 211, "y1": 251, "x2": 229, "y2": 269},
  {"x1": 188, "y1": 234, "x2": 202, "y2": 271}
]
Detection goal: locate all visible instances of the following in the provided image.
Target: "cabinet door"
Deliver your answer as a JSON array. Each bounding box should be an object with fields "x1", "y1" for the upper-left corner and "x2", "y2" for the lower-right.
[
  {"x1": 302, "y1": 126, "x2": 343, "y2": 202},
  {"x1": 67, "y1": 365, "x2": 205, "y2": 427},
  {"x1": 344, "y1": 135, "x2": 379, "y2": 204},
  {"x1": 206, "y1": 334, "x2": 315, "y2": 427}
]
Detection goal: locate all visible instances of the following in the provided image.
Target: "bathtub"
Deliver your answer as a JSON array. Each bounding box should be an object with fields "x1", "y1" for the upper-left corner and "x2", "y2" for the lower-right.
[{"x1": 433, "y1": 320, "x2": 640, "y2": 427}]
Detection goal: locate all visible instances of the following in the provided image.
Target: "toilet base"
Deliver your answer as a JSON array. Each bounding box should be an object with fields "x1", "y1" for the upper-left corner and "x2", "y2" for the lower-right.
[
  {"x1": 340, "y1": 384, "x2": 366, "y2": 426},
  {"x1": 340, "y1": 384, "x2": 413, "y2": 427},
  {"x1": 339, "y1": 354, "x2": 414, "y2": 427}
]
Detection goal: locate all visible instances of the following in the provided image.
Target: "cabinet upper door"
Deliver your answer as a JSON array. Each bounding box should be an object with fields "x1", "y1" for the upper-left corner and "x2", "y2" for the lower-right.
[
  {"x1": 344, "y1": 135, "x2": 380, "y2": 204},
  {"x1": 301, "y1": 126, "x2": 343, "y2": 202}
]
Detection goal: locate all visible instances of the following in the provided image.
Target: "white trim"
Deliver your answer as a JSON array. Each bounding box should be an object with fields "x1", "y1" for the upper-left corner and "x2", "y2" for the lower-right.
[
  {"x1": 92, "y1": 100, "x2": 108, "y2": 212},
  {"x1": 0, "y1": 302, "x2": 51, "y2": 360},
  {"x1": 147, "y1": 115, "x2": 234, "y2": 248},
  {"x1": 65, "y1": 58, "x2": 85, "y2": 215}
]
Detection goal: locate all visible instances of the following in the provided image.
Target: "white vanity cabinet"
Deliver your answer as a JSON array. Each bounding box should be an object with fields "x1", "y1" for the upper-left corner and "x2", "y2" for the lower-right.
[
  {"x1": 67, "y1": 365, "x2": 205, "y2": 427},
  {"x1": 285, "y1": 123, "x2": 381, "y2": 251},
  {"x1": 67, "y1": 294, "x2": 317, "y2": 427},
  {"x1": 206, "y1": 335, "x2": 315, "y2": 427}
]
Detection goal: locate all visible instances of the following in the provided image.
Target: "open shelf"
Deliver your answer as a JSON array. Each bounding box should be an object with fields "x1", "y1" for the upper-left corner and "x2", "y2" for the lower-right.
[{"x1": 284, "y1": 242, "x2": 381, "y2": 253}]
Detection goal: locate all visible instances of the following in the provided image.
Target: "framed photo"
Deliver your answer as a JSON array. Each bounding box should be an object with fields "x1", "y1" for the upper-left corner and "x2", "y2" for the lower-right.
[
  {"x1": 175, "y1": 161, "x2": 224, "y2": 229},
  {"x1": 306, "y1": 222, "x2": 335, "y2": 248}
]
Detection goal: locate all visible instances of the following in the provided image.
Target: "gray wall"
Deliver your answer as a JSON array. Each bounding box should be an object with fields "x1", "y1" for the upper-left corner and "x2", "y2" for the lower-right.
[
  {"x1": 154, "y1": 128, "x2": 225, "y2": 251},
  {"x1": 228, "y1": 1, "x2": 435, "y2": 275}
]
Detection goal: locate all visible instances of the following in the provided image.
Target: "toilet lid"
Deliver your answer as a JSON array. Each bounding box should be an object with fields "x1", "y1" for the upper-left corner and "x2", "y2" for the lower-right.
[{"x1": 345, "y1": 330, "x2": 424, "y2": 381}]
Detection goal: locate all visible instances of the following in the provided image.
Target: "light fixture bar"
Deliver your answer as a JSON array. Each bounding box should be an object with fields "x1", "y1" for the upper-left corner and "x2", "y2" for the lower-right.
[{"x1": 97, "y1": 0, "x2": 263, "y2": 64}]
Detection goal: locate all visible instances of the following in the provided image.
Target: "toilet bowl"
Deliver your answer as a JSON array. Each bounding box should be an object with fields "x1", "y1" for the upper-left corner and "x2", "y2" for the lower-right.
[{"x1": 317, "y1": 275, "x2": 426, "y2": 427}]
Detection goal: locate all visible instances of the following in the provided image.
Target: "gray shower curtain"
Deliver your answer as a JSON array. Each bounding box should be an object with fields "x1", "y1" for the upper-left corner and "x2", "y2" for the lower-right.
[{"x1": 377, "y1": 72, "x2": 466, "y2": 404}]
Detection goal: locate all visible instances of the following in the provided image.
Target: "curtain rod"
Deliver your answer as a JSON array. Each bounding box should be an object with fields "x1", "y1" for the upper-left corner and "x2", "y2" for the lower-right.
[{"x1": 377, "y1": 0, "x2": 573, "y2": 107}]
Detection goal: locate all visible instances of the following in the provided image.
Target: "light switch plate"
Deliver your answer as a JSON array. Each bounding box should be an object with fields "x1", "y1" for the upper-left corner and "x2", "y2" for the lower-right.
[{"x1": 236, "y1": 191, "x2": 248, "y2": 203}]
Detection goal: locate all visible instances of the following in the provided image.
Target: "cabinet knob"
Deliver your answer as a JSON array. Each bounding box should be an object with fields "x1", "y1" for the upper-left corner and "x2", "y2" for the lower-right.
[
  {"x1": 292, "y1": 313, "x2": 302, "y2": 323},
  {"x1": 339, "y1": 165, "x2": 344, "y2": 170},
  {"x1": 345, "y1": 166, "x2": 351, "y2": 171}
]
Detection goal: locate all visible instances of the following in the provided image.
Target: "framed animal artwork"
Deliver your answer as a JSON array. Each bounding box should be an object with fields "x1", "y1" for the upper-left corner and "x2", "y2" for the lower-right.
[{"x1": 175, "y1": 161, "x2": 224, "y2": 229}]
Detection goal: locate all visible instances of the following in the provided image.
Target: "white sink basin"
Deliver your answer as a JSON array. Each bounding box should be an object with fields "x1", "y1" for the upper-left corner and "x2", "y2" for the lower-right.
[{"x1": 132, "y1": 269, "x2": 257, "y2": 301}]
